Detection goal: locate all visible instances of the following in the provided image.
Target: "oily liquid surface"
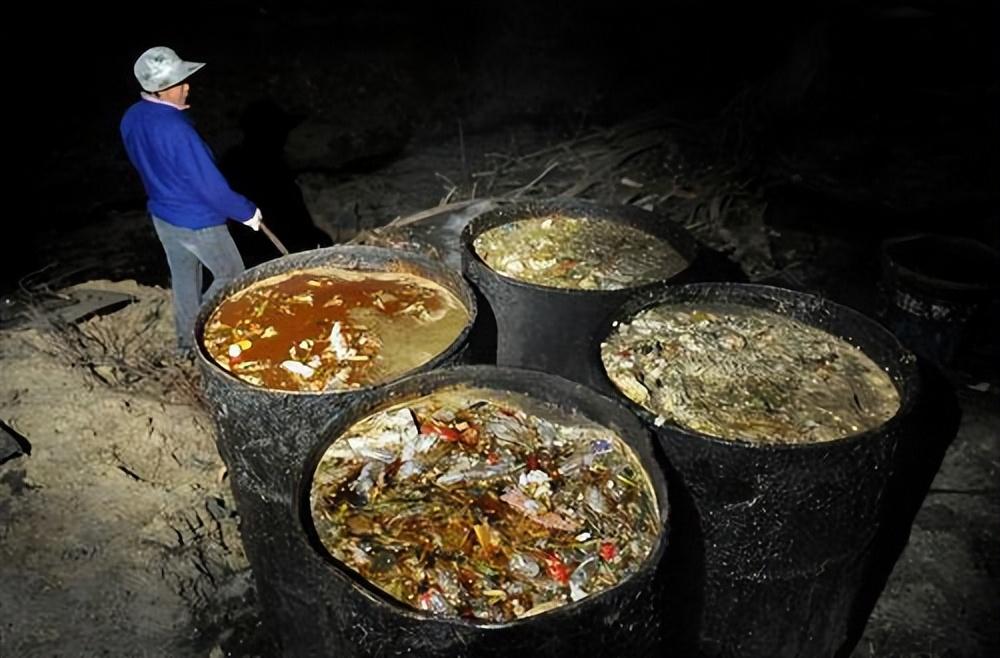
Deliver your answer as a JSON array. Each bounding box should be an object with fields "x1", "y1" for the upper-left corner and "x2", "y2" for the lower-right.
[
  {"x1": 203, "y1": 267, "x2": 469, "y2": 391},
  {"x1": 311, "y1": 386, "x2": 661, "y2": 622},
  {"x1": 602, "y1": 303, "x2": 902, "y2": 444},
  {"x1": 473, "y1": 214, "x2": 688, "y2": 290}
]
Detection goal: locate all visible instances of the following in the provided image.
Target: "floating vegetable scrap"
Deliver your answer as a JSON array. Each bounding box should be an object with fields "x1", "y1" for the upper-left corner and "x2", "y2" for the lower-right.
[
  {"x1": 310, "y1": 387, "x2": 660, "y2": 622},
  {"x1": 602, "y1": 303, "x2": 902, "y2": 444},
  {"x1": 473, "y1": 214, "x2": 688, "y2": 290},
  {"x1": 203, "y1": 267, "x2": 469, "y2": 391}
]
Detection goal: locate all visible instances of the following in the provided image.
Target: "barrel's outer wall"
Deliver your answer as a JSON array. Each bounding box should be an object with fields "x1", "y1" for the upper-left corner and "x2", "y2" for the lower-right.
[
  {"x1": 591, "y1": 283, "x2": 960, "y2": 658},
  {"x1": 205, "y1": 365, "x2": 672, "y2": 656},
  {"x1": 837, "y1": 358, "x2": 959, "y2": 657},
  {"x1": 195, "y1": 247, "x2": 477, "y2": 654},
  {"x1": 461, "y1": 198, "x2": 744, "y2": 387}
]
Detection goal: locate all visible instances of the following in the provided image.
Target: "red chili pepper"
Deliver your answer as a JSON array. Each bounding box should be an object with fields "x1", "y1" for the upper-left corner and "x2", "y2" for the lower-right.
[
  {"x1": 599, "y1": 541, "x2": 618, "y2": 561},
  {"x1": 544, "y1": 553, "x2": 570, "y2": 584},
  {"x1": 526, "y1": 453, "x2": 540, "y2": 471},
  {"x1": 420, "y1": 421, "x2": 461, "y2": 442}
]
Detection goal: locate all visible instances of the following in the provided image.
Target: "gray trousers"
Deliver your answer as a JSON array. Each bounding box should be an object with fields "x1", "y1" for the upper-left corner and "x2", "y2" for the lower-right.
[{"x1": 152, "y1": 216, "x2": 244, "y2": 350}]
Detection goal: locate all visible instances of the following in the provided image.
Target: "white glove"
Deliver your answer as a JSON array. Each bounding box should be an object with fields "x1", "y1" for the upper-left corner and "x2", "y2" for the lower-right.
[{"x1": 242, "y1": 208, "x2": 262, "y2": 232}]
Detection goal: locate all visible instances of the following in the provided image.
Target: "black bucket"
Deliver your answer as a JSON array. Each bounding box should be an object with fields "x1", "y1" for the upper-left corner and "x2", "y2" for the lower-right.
[
  {"x1": 460, "y1": 197, "x2": 740, "y2": 387},
  {"x1": 217, "y1": 364, "x2": 671, "y2": 656},
  {"x1": 194, "y1": 246, "x2": 477, "y2": 651},
  {"x1": 879, "y1": 233, "x2": 1000, "y2": 367},
  {"x1": 592, "y1": 282, "x2": 959, "y2": 658}
]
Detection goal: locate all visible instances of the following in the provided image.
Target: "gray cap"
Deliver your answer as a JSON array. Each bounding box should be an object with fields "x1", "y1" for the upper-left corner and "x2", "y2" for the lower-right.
[{"x1": 133, "y1": 46, "x2": 205, "y2": 92}]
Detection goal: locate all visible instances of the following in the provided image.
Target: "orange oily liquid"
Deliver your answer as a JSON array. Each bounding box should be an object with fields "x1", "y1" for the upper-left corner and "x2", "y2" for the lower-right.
[{"x1": 203, "y1": 267, "x2": 469, "y2": 391}]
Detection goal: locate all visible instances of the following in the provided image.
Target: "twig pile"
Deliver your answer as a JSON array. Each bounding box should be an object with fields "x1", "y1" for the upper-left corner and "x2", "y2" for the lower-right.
[
  {"x1": 351, "y1": 109, "x2": 777, "y2": 279},
  {"x1": 17, "y1": 280, "x2": 201, "y2": 405}
]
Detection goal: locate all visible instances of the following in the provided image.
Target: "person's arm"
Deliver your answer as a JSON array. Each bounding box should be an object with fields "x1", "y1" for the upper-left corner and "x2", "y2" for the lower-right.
[{"x1": 172, "y1": 120, "x2": 260, "y2": 228}]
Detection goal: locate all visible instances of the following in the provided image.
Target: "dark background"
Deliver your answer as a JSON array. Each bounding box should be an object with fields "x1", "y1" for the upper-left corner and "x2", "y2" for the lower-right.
[{"x1": 9, "y1": 1, "x2": 997, "y2": 291}]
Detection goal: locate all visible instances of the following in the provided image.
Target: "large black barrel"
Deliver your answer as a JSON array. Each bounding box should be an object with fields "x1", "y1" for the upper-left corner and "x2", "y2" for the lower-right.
[
  {"x1": 879, "y1": 233, "x2": 1000, "y2": 367},
  {"x1": 217, "y1": 363, "x2": 671, "y2": 656},
  {"x1": 592, "y1": 282, "x2": 959, "y2": 658},
  {"x1": 461, "y1": 197, "x2": 740, "y2": 387},
  {"x1": 194, "y1": 246, "x2": 476, "y2": 653}
]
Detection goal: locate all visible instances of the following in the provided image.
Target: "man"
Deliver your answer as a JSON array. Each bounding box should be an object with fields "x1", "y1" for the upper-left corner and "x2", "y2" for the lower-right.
[{"x1": 121, "y1": 46, "x2": 262, "y2": 355}]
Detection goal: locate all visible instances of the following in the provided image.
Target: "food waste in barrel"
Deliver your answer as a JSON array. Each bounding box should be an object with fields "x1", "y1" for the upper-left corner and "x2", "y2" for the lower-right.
[
  {"x1": 473, "y1": 214, "x2": 688, "y2": 290},
  {"x1": 602, "y1": 303, "x2": 901, "y2": 443},
  {"x1": 310, "y1": 387, "x2": 660, "y2": 622},
  {"x1": 202, "y1": 267, "x2": 469, "y2": 391}
]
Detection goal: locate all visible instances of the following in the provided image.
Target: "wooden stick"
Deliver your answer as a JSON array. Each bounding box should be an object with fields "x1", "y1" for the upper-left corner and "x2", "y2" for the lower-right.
[
  {"x1": 259, "y1": 222, "x2": 290, "y2": 255},
  {"x1": 387, "y1": 198, "x2": 494, "y2": 229},
  {"x1": 510, "y1": 161, "x2": 561, "y2": 198}
]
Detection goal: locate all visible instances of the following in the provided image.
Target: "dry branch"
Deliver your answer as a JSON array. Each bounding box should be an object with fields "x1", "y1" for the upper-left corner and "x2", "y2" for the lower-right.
[{"x1": 349, "y1": 108, "x2": 775, "y2": 278}]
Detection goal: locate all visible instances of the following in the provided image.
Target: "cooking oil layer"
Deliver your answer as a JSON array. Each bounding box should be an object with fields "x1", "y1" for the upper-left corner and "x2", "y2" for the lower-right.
[
  {"x1": 203, "y1": 267, "x2": 469, "y2": 391},
  {"x1": 602, "y1": 303, "x2": 901, "y2": 444},
  {"x1": 311, "y1": 386, "x2": 661, "y2": 621},
  {"x1": 474, "y1": 214, "x2": 688, "y2": 290}
]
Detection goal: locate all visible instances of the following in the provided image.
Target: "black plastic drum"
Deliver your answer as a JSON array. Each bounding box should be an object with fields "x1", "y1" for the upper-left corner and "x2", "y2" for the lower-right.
[
  {"x1": 207, "y1": 361, "x2": 672, "y2": 656},
  {"x1": 879, "y1": 233, "x2": 1000, "y2": 367},
  {"x1": 592, "y1": 282, "x2": 959, "y2": 658},
  {"x1": 195, "y1": 246, "x2": 477, "y2": 652},
  {"x1": 461, "y1": 197, "x2": 740, "y2": 388}
]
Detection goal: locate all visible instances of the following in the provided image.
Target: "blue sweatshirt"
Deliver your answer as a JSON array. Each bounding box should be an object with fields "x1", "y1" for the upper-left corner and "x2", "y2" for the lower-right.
[{"x1": 120, "y1": 99, "x2": 256, "y2": 229}]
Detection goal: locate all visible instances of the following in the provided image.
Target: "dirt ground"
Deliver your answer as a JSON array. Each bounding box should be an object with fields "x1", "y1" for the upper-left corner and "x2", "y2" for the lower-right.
[
  {"x1": 0, "y1": 282, "x2": 253, "y2": 657},
  {"x1": 856, "y1": 388, "x2": 999, "y2": 658}
]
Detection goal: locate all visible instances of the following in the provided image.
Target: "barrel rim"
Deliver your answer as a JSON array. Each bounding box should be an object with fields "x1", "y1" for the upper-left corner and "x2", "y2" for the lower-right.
[
  {"x1": 460, "y1": 197, "x2": 700, "y2": 296},
  {"x1": 297, "y1": 364, "x2": 671, "y2": 628},
  {"x1": 881, "y1": 232, "x2": 1000, "y2": 295},
  {"x1": 593, "y1": 281, "x2": 922, "y2": 452},
  {"x1": 193, "y1": 245, "x2": 477, "y2": 396}
]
